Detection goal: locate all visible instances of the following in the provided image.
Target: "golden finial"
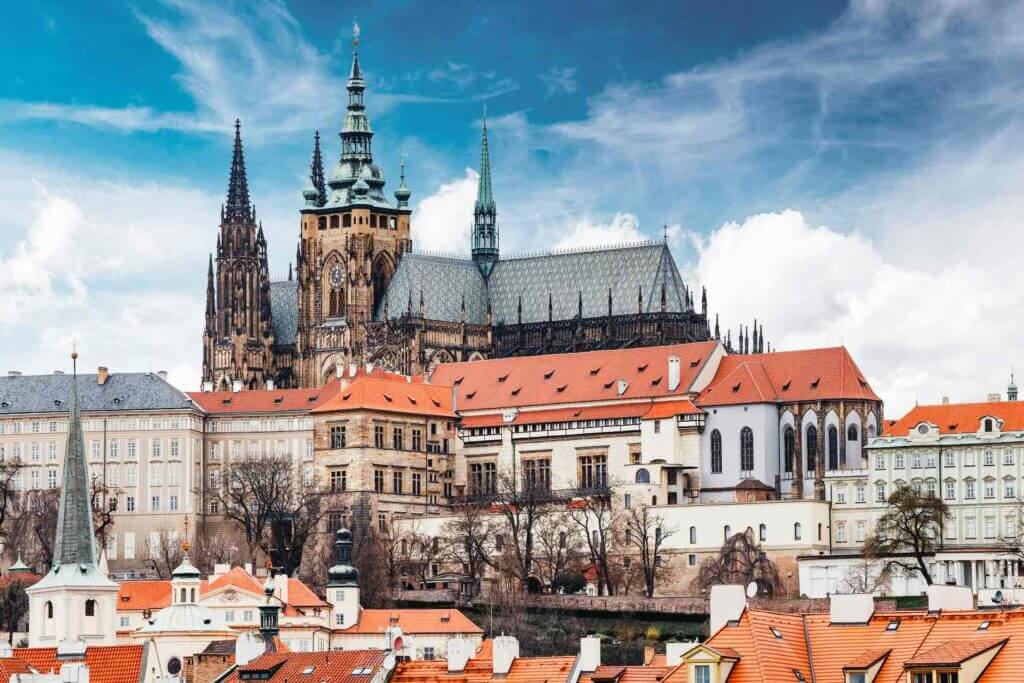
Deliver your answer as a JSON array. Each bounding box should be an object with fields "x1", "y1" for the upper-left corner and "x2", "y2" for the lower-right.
[{"x1": 181, "y1": 514, "x2": 192, "y2": 553}]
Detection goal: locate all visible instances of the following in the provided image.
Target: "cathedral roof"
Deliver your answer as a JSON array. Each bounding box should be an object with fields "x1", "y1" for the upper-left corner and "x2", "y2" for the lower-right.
[
  {"x1": 0, "y1": 372, "x2": 193, "y2": 415},
  {"x1": 269, "y1": 280, "x2": 299, "y2": 346},
  {"x1": 375, "y1": 241, "x2": 689, "y2": 325}
]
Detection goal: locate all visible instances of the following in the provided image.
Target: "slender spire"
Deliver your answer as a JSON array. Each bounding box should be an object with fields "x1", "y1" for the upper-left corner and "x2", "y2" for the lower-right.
[
  {"x1": 310, "y1": 130, "x2": 327, "y2": 206},
  {"x1": 471, "y1": 104, "x2": 499, "y2": 277},
  {"x1": 205, "y1": 254, "x2": 216, "y2": 332},
  {"x1": 350, "y1": 21, "x2": 362, "y2": 81},
  {"x1": 395, "y1": 153, "x2": 411, "y2": 208},
  {"x1": 225, "y1": 119, "x2": 252, "y2": 223},
  {"x1": 714, "y1": 313, "x2": 720, "y2": 340},
  {"x1": 53, "y1": 351, "x2": 98, "y2": 569}
]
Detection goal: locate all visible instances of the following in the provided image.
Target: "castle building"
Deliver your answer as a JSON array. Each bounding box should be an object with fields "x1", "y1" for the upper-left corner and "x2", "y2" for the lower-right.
[{"x1": 202, "y1": 26, "x2": 728, "y2": 390}]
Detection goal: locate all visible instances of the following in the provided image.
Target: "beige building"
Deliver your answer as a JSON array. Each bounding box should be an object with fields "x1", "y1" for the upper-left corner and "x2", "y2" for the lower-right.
[{"x1": 0, "y1": 368, "x2": 203, "y2": 574}]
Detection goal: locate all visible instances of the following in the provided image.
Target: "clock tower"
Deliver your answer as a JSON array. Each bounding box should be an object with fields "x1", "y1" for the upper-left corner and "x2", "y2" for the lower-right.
[{"x1": 293, "y1": 23, "x2": 412, "y2": 386}]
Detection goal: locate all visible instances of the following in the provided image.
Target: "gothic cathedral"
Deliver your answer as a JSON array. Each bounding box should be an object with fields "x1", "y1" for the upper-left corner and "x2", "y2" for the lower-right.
[{"x1": 203, "y1": 27, "x2": 738, "y2": 390}]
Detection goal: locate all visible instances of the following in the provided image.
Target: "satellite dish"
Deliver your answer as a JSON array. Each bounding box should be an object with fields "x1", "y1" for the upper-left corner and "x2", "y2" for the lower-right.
[
  {"x1": 994, "y1": 590, "x2": 1004, "y2": 604},
  {"x1": 746, "y1": 581, "x2": 759, "y2": 599}
]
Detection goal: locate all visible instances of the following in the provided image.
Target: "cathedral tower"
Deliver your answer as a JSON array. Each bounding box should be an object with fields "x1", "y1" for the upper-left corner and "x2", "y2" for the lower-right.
[
  {"x1": 294, "y1": 23, "x2": 413, "y2": 386},
  {"x1": 202, "y1": 120, "x2": 276, "y2": 390},
  {"x1": 471, "y1": 106, "x2": 498, "y2": 277}
]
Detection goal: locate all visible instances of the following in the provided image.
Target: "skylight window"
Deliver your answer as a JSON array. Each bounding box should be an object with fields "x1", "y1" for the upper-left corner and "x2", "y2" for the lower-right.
[
  {"x1": 638, "y1": 363, "x2": 649, "y2": 371},
  {"x1": 544, "y1": 370, "x2": 555, "y2": 379},
  {"x1": 781, "y1": 380, "x2": 791, "y2": 391},
  {"x1": 690, "y1": 358, "x2": 701, "y2": 367},
  {"x1": 589, "y1": 367, "x2": 601, "y2": 375},
  {"x1": 769, "y1": 626, "x2": 783, "y2": 639},
  {"x1": 466, "y1": 390, "x2": 477, "y2": 399},
  {"x1": 498, "y1": 373, "x2": 509, "y2": 382},
  {"x1": 301, "y1": 667, "x2": 315, "y2": 675},
  {"x1": 978, "y1": 620, "x2": 991, "y2": 631},
  {"x1": 793, "y1": 670, "x2": 806, "y2": 682},
  {"x1": 810, "y1": 377, "x2": 820, "y2": 388},
  {"x1": 557, "y1": 384, "x2": 567, "y2": 392},
  {"x1": 885, "y1": 619, "x2": 901, "y2": 631}
]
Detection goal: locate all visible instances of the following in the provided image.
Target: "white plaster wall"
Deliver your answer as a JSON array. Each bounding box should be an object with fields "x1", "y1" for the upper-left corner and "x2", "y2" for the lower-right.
[{"x1": 701, "y1": 404, "x2": 779, "y2": 490}]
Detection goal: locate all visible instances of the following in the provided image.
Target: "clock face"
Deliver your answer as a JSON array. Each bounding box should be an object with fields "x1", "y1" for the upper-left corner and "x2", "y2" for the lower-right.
[{"x1": 329, "y1": 265, "x2": 344, "y2": 288}]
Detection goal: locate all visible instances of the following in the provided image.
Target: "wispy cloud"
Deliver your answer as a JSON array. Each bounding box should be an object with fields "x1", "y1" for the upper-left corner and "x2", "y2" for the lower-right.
[{"x1": 539, "y1": 67, "x2": 578, "y2": 96}]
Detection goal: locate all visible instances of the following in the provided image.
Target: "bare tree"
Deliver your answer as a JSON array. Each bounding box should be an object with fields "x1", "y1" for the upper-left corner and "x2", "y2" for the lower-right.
[
  {"x1": 840, "y1": 560, "x2": 891, "y2": 595},
  {"x1": 533, "y1": 512, "x2": 583, "y2": 591},
  {"x1": 190, "y1": 527, "x2": 248, "y2": 575},
  {"x1": 442, "y1": 502, "x2": 497, "y2": 594},
  {"x1": 144, "y1": 529, "x2": 185, "y2": 579},
  {"x1": 0, "y1": 463, "x2": 23, "y2": 555},
  {"x1": 491, "y1": 471, "x2": 550, "y2": 587},
  {"x1": 864, "y1": 485, "x2": 949, "y2": 585},
  {"x1": 691, "y1": 528, "x2": 782, "y2": 596},
  {"x1": 565, "y1": 489, "x2": 620, "y2": 596},
  {"x1": 623, "y1": 504, "x2": 677, "y2": 597},
  {"x1": 347, "y1": 495, "x2": 392, "y2": 608}
]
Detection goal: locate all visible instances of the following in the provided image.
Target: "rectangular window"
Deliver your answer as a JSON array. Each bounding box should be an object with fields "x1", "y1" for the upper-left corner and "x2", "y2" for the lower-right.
[
  {"x1": 945, "y1": 451, "x2": 956, "y2": 467},
  {"x1": 305, "y1": 439, "x2": 314, "y2": 459},
  {"x1": 875, "y1": 483, "x2": 886, "y2": 502},
  {"x1": 330, "y1": 425, "x2": 346, "y2": 449},
  {"x1": 578, "y1": 453, "x2": 608, "y2": 489},
  {"x1": 302, "y1": 465, "x2": 313, "y2": 486},
  {"x1": 108, "y1": 440, "x2": 118, "y2": 459},
  {"x1": 911, "y1": 452, "x2": 921, "y2": 468},
  {"x1": 965, "y1": 480, "x2": 976, "y2": 500},
  {"x1": 835, "y1": 489, "x2": 846, "y2": 504},
  {"x1": 874, "y1": 454, "x2": 885, "y2": 469},
  {"x1": 412, "y1": 472, "x2": 422, "y2": 496},
  {"x1": 126, "y1": 496, "x2": 136, "y2": 512},
  {"x1": 393, "y1": 426, "x2": 404, "y2": 450},
  {"x1": 168, "y1": 463, "x2": 180, "y2": 486},
  {"x1": 894, "y1": 453, "x2": 905, "y2": 469},
  {"x1": 150, "y1": 463, "x2": 162, "y2": 486},
  {"x1": 925, "y1": 480, "x2": 936, "y2": 498},
  {"x1": 393, "y1": 470, "x2": 404, "y2": 494},
  {"x1": 985, "y1": 450, "x2": 995, "y2": 466},
  {"x1": 124, "y1": 532, "x2": 135, "y2": 559},
  {"x1": 151, "y1": 496, "x2": 161, "y2": 511},
  {"x1": 47, "y1": 468, "x2": 57, "y2": 488},
  {"x1": 985, "y1": 480, "x2": 996, "y2": 499},
  {"x1": 945, "y1": 480, "x2": 956, "y2": 500},
  {"x1": 966, "y1": 450, "x2": 976, "y2": 466},
  {"x1": 330, "y1": 469, "x2": 347, "y2": 492},
  {"x1": 210, "y1": 442, "x2": 221, "y2": 460},
  {"x1": 855, "y1": 484, "x2": 865, "y2": 503},
  {"x1": 985, "y1": 516, "x2": 996, "y2": 538},
  {"x1": 1007, "y1": 480, "x2": 1016, "y2": 499},
  {"x1": 693, "y1": 664, "x2": 710, "y2": 683},
  {"x1": 412, "y1": 429, "x2": 422, "y2": 451},
  {"x1": 374, "y1": 424, "x2": 385, "y2": 449},
  {"x1": 169, "y1": 495, "x2": 179, "y2": 512},
  {"x1": 48, "y1": 420, "x2": 57, "y2": 433},
  {"x1": 522, "y1": 458, "x2": 551, "y2": 491},
  {"x1": 151, "y1": 438, "x2": 162, "y2": 458},
  {"x1": 378, "y1": 512, "x2": 387, "y2": 533},
  {"x1": 925, "y1": 452, "x2": 936, "y2": 468},
  {"x1": 629, "y1": 444, "x2": 642, "y2": 465},
  {"x1": 374, "y1": 470, "x2": 384, "y2": 493},
  {"x1": 126, "y1": 464, "x2": 137, "y2": 486},
  {"x1": 169, "y1": 438, "x2": 180, "y2": 458},
  {"x1": 1006, "y1": 450, "x2": 1016, "y2": 466},
  {"x1": 966, "y1": 518, "x2": 977, "y2": 538},
  {"x1": 836, "y1": 523, "x2": 847, "y2": 543}
]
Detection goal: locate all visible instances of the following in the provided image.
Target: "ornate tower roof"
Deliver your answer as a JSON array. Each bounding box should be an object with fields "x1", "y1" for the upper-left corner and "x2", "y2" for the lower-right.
[
  {"x1": 327, "y1": 528, "x2": 359, "y2": 587},
  {"x1": 303, "y1": 131, "x2": 328, "y2": 207},
  {"x1": 395, "y1": 153, "x2": 411, "y2": 208},
  {"x1": 472, "y1": 105, "x2": 499, "y2": 277},
  {"x1": 225, "y1": 119, "x2": 253, "y2": 224},
  {"x1": 52, "y1": 352, "x2": 99, "y2": 570}
]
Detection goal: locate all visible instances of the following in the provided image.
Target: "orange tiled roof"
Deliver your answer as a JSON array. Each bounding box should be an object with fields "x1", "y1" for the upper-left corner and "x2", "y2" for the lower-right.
[
  {"x1": 392, "y1": 655, "x2": 575, "y2": 683},
  {"x1": 117, "y1": 580, "x2": 172, "y2": 610},
  {"x1": 15, "y1": 644, "x2": 145, "y2": 683},
  {"x1": 431, "y1": 342, "x2": 719, "y2": 411},
  {"x1": 842, "y1": 649, "x2": 889, "y2": 670},
  {"x1": 188, "y1": 381, "x2": 341, "y2": 414},
  {"x1": 341, "y1": 608, "x2": 483, "y2": 635},
  {"x1": 221, "y1": 650, "x2": 386, "y2": 683},
  {"x1": 905, "y1": 638, "x2": 1006, "y2": 667},
  {"x1": 0, "y1": 657, "x2": 32, "y2": 680},
  {"x1": 313, "y1": 375, "x2": 455, "y2": 417},
  {"x1": 883, "y1": 401, "x2": 1024, "y2": 436},
  {"x1": 580, "y1": 665, "x2": 672, "y2": 683},
  {"x1": 460, "y1": 402, "x2": 654, "y2": 428},
  {"x1": 643, "y1": 399, "x2": 701, "y2": 419},
  {"x1": 698, "y1": 347, "x2": 878, "y2": 406}
]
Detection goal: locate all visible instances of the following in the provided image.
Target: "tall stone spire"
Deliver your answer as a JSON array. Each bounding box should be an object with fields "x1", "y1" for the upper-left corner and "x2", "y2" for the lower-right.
[
  {"x1": 54, "y1": 352, "x2": 98, "y2": 568},
  {"x1": 205, "y1": 254, "x2": 216, "y2": 334},
  {"x1": 341, "y1": 22, "x2": 372, "y2": 165},
  {"x1": 225, "y1": 119, "x2": 252, "y2": 223},
  {"x1": 471, "y1": 104, "x2": 499, "y2": 277},
  {"x1": 309, "y1": 130, "x2": 327, "y2": 207}
]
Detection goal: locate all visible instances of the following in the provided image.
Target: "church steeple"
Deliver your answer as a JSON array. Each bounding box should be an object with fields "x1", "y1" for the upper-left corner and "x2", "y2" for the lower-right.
[
  {"x1": 395, "y1": 154, "x2": 411, "y2": 208},
  {"x1": 471, "y1": 104, "x2": 499, "y2": 277},
  {"x1": 303, "y1": 130, "x2": 327, "y2": 207},
  {"x1": 54, "y1": 352, "x2": 98, "y2": 568},
  {"x1": 225, "y1": 119, "x2": 252, "y2": 224}
]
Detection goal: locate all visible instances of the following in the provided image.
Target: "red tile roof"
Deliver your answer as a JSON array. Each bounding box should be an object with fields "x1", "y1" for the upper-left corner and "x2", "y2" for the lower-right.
[
  {"x1": 117, "y1": 580, "x2": 172, "y2": 611},
  {"x1": 0, "y1": 657, "x2": 32, "y2": 681},
  {"x1": 15, "y1": 644, "x2": 145, "y2": 683},
  {"x1": 188, "y1": 382, "x2": 341, "y2": 414},
  {"x1": 313, "y1": 375, "x2": 455, "y2": 417},
  {"x1": 460, "y1": 402, "x2": 654, "y2": 428},
  {"x1": 340, "y1": 608, "x2": 483, "y2": 635},
  {"x1": 643, "y1": 399, "x2": 701, "y2": 419},
  {"x1": 904, "y1": 638, "x2": 1006, "y2": 667},
  {"x1": 431, "y1": 342, "x2": 719, "y2": 411},
  {"x1": 883, "y1": 401, "x2": 1024, "y2": 436},
  {"x1": 392, "y1": 654, "x2": 575, "y2": 683},
  {"x1": 580, "y1": 665, "x2": 672, "y2": 683},
  {"x1": 221, "y1": 650, "x2": 386, "y2": 683},
  {"x1": 698, "y1": 347, "x2": 879, "y2": 406},
  {"x1": 118, "y1": 568, "x2": 329, "y2": 613}
]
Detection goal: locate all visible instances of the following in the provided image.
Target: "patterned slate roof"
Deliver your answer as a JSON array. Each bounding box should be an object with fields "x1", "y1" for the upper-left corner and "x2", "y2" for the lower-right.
[
  {"x1": 269, "y1": 280, "x2": 299, "y2": 346},
  {"x1": 375, "y1": 241, "x2": 688, "y2": 324},
  {"x1": 0, "y1": 372, "x2": 194, "y2": 415}
]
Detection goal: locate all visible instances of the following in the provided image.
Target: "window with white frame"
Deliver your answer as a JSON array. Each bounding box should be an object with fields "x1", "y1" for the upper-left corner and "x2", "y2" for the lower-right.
[
  {"x1": 210, "y1": 442, "x2": 220, "y2": 460},
  {"x1": 985, "y1": 450, "x2": 995, "y2": 466},
  {"x1": 945, "y1": 480, "x2": 956, "y2": 501},
  {"x1": 965, "y1": 517, "x2": 977, "y2": 538},
  {"x1": 855, "y1": 484, "x2": 866, "y2": 503},
  {"x1": 945, "y1": 518, "x2": 957, "y2": 539},
  {"x1": 925, "y1": 480, "x2": 936, "y2": 498},
  {"x1": 168, "y1": 463, "x2": 180, "y2": 486},
  {"x1": 150, "y1": 463, "x2": 162, "y2": 486},
  {"x1": 944, "y1": 451, "x2": 955, "y2": 467},
  {"x1": 305, "y1": 439, "x2": 314, "y2": 459},
  {"x1": 1006, "y1": 449, "x2": 1015, "y2": 466},
  {"x1": 109, "y1": 440, "x2": 118, "y2": 459},
  {"x1": 985, "y1": 479, "x2": 996, "y2": 499},
  {"x1": 126, "y1": 496, "x2": 135, "y2": 512},
  {"x1": 895, "y1": 453, "x2": 905, "y2": 469},
  {"x1": 127, "y1": 439, "x2": 137, "y2": 458},
  {"x1": 855, "y1": 521, "x2": 866, "y2": 542},
  {"x1": 47, "y1": 468, "x2": 57, "y2": 488},
  {"x1": 875, "y1": 453, "x2": 885, "y2": 469},
  {"x1": 151, "y1": 495, "x2": 161, "y2": 511},
  {"x1": 151, "y1": 439, "x2": 162, "y2": 458},
  {"x1": 1006, "y1": 478, "x2": 1016, "y2": 499},
  {"x1": 985, "y1": 516, "x2": 996, "y2": 538},
  {"x1": 965, "y1": 479, "x2": 976, "y2": 500},
  {"x1": 836, "y1": 522, "x2": 847, "y2": 543},
  {"x1": 875, "y1": 482, "x2": 886, "y2": 502},
  {"x1": 925, "y1": 452, "x2": 936, "y2": 468},
  {"x1": 30, "y1": 443, "x2": 39, "y2": 461},
  {"x1": 1005, "y1": 516, "x2": 1017, "y2": 538},
  {"x1": 169, "y1": 438, "x2": 180, "y2": 458},
  {"x1": 835, "y1": 488, "x2": 847, "y2": 504},
  {"x1": 169, "y1": 495, "x2": 178, "y2": 512},
  {"x1": 248, "y1": 441, "x2": 259, "y2": 458},
  {"x1": 966, "y1": 450, "x2": 976, "y2": 466},
  {"x1": 911, "y1": 452, "x2": 922, "y2": 468}
]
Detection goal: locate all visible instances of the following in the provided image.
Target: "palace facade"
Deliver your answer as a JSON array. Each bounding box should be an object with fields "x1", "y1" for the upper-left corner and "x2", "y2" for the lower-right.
[{"x1": 201, "y1": 28, "x2": 745, "y2": 390}]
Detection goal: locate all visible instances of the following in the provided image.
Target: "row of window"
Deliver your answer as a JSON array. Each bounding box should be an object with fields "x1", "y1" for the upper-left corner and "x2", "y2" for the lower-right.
[
  {"x1": 466, "y1": 417, "x2": 642, "y2": 438},
  {"x1": 316, "y1": 212, "x2": 398, "y2": 230},
  {"x1": 208, "y1": 439, "x2": 315, "y2": 460},
  {"x1": 9, "y1": 462, "x2": 182, "y2": 490},
  {"x1": 874, "y1": 448, "x2": 1019, "y2": 470},
  {"x1": 0, "y1": 416, "x2": 194, "y2": 434},
  {"x1": 207, "y1": 417, "x2": 311, "y2": 433},
  {"x1": 837, "y1": 478, "x2": 1021, "y2": 504},
  {"x1": 837, "y1": 514, "x2": 1019, "y2": 543}
]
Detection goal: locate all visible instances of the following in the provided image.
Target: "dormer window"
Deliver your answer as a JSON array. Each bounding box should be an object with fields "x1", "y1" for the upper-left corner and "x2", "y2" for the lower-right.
[{"x1": 984, "y1": 418, "x2": 994, "y2": 432}]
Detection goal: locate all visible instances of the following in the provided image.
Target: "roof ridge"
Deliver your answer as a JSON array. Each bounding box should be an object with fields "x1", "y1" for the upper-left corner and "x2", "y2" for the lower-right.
[{"x1": 503, "y1": 239, "x2": 663, "y2": 261}]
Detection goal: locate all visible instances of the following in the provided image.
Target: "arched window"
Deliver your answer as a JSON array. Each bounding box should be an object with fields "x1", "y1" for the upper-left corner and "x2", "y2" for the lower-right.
[
  {"x1": 342, "y1": 213, "x2": 352, "y2": 228},
  {"x1": 635, "y1": 468, "x2": 650, "y2": 484},
  {"x1": 317, "y1": 216, "x2": 326, "y2": 230},
  {"x1": 330, "y1": 215, "x2": 339, "y2": 229},
  {"x1": 45, "y1": 601, "x2": 53, "y2": 619},
  {"x1": 84, "y1": 599, "x2": 96, "y2": 617},
  {"x1": 724, "y1": 525, "x2": 731, "y2": 540},
  {"x1": 783, "y1": 426, "x2": 795, "y2": 474},
  {"x1": 793, "y1": 522, "x2": 802, "y2": 540},
  {"x1": 868, "y1": 423, "x2": 876, "y2": 437},
  {"x1": 847, "y1": 424, "x2": 859, "y2": 441},
  {"x1": 651, "y1": 495, "x2": 657, "y2": 505},
  {"x1": 759, "y1": 523, "x2": 767, "y2": 542},
  {"x1": 180, "y1": 588, "x2": 187, "y2": 603},
  {"x1": 191, "y1": 588, "x2": 196, "y2": 602},
  {"x1": 689, "y1": 526, "x2": 697, "y2": 544},
  {"x1": 806, "y1": 425, "x2": 818, "y2": 472},
  {"x1": 710, "y1": 429, "x2": 722, "y2": 474},
  {"x1": 985, "y1": 418, "x2": 994, "y2": 433},
  {"x1": 740, "y1": 427, "x2": 754, "y2": 472},
  {"x1": 828, "y1": 426, "x2": 839, "y2": 470}
]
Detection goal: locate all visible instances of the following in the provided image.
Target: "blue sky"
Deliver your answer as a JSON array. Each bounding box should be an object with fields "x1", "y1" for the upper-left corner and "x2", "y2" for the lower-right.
[{"x1": 2, "y1": 0, "x2": 1024, "y2": 413}]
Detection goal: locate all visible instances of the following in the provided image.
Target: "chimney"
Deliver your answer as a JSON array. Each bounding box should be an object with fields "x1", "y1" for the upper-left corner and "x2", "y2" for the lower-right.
[
  {"x1": 617, "y1": 379, "x2": 629, "y2": 396},
  {"x1": 212, "y1": 563, "x2": 230, "y2": 579},
  {"x1": 492, "y1": 635, "x2": 520, "y2": 676},
  {"x1": 57, "y1": 638, "x2": 88, "y2": 660},
  {"x1": 266, "y1": 379, "x2": 275, "y2": 390},
  {"x1": 234, "y1": 631, "x2": 267, "y2": 667},
  {"x1": 667, "y1": 356, "x2": 681, "y2": 392},
  {"x1": 244, "y1": 562, "x2": 253, "y2": 575},
  {"x1": 274, "y1": 572, "x2": 289, "y2": 604},
  {"x1": 578, "y1": 636, "x2": 601, "y2": 673},
  {"x1": 829, "y1": 593, "x2": 875, "y2": 624},
  {"x1": 157, "y1": 370, "x2": 168, "y2": 381},
  {"x1": 7, "y1": 370, "x2": 20, "y2": 377},
  {"x1": 709, "y1": 584, "x2": 747, "y2": 635},
  {"x1": 665, "y1": 641, "x2": 691, "y2": 667},
  {"x1": 232, "y1": 379, "x2": 243, "y2": 393},
  {"x1": 643, "y1": 646, "x2": 655, "y2": 666},
  {"x1": 348, "y1": 362, "x2": 358, "y2": 378},
  {"x1": 942, "y1": 396, "x2": 950, "y2": 405},
  {"x1": 202, "y1": 380, "x2": 214, "y2": 392},
  {"x1": 927, "y1": 584, "x2": 974, "y2": 612},
  {"x1": 447, "y1": 637, "x2": 473, "y2": 673},
  {"x1": 96, "y1": 367, "x2": 109, "y2": 385},
  {"x1": 988, "y1": 392, "x2": 1002, "y2": 402},
  {"x1": 59, "y1": 663, "x2": 89, "y2": 683}
]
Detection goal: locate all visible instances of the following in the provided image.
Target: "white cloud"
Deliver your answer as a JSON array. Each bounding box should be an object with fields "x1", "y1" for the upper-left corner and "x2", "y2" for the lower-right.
[
  {"x1": 552, "y1": 212, "x2": 646, "y2": 250},
  {"x1": 695, "y1": 210, "x2": 1021, "y2": 415},
  {"x1": 411, "y1": 169, "x2": 478, "y2": 254},
  {"x1": 539, "y1": 67, "x2": 578, "y2": 96}
]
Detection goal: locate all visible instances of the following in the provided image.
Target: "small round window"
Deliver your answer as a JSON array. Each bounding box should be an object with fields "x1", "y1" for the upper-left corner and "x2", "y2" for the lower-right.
[
  {"x1": 167, "y1": 658, "x2": 182, "y2": 676},
  {"x1": 917, "y1": 424, "x2": 929, "y2": 435}
]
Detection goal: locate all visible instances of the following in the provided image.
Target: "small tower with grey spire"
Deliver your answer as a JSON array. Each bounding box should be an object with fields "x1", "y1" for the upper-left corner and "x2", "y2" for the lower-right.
[{"x1": 472, "y1": 104, "x2": 499, "y2": 277}]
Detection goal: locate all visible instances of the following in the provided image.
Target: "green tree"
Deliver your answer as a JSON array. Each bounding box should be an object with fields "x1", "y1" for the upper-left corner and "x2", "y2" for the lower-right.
[
  {"x1": 0, "y1": 581, "x2": 29, "y2": 645},
  {"x1": 864, "y1": 485, "x2": 950, "y2": 585}
]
